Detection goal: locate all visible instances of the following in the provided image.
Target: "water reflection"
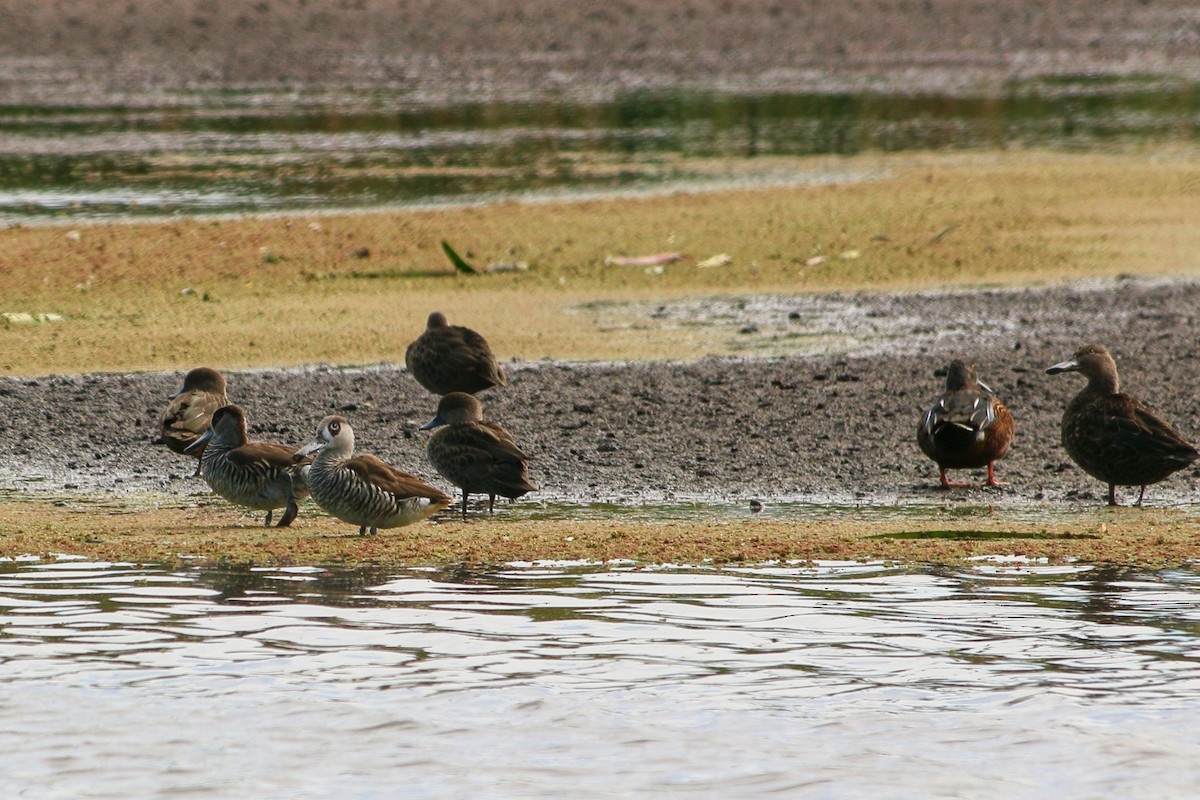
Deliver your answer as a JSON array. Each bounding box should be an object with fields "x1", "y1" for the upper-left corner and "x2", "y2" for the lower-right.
[
  {"x1": 2, "y1": 557, "x2": 1200, "y2": 797},
  {"x1": 3, "y1": 81, "x2": 1200, "y2": 221}
]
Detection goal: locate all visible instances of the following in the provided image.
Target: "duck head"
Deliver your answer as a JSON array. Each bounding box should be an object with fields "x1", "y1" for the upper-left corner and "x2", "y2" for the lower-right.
[
  {"x1": 420, "y1": 392, "x2": 484, "y2": 430},
  {"x1": 294, "y1": 415, "x2": 355, "y2": 461},
  {"x1": 944, "y1": 361, "x2": 978, "y2": 391},
  {"x1": 1046, "y1": 343, "x2": 1120, "y2": 394},
  {"x1": 170, "y1": 367, "x2": 226, "y2": 399}
]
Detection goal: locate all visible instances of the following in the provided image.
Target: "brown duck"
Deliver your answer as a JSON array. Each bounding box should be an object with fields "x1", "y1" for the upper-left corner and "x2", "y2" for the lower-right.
[
  {"x1": 420, "y1": 392, "x2": 536, "y2": 519},
  {"x1": 153, "y1": 367, "x2": 228, "y2": 475},
  {"x1": 294, "y1": 415, "x2": 452, "y2": 535},
  {"x1": 186, "y1": 405, "x2": 310, "y2": 527},
  {"x1": 917, "y1": 361, "x2": 1014, "y2": 488},
  {"x1": 405, "y1": 311, "x2": 506, "y2": 395},
  {"x1": 1047, "y1": 343, "x2": 1198, "y2": 506}
]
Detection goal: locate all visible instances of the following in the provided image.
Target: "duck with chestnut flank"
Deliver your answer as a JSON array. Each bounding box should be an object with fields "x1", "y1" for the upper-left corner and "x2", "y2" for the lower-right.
[
  {"x1": 294, "y1": 415, "x2": 452, "y2": 534},
  {"x1": 405, "y1": 311, "x2": 506, "y2": 395},
  {"x1": 420, "y1": 392, "x2": 536, "y2": 519},
  {"x1": 153, "y1": 367, "x2": 228, "y2": 475},
  {"x1": 186, "y1": 405, "x2": 310, "y2": 527},
  {"x1": 917, "y1": 361, "x2": 1015, "y2": 488},
  {"x1": 1047, "y1": 343, "x2": 1198, "y2": 506}
]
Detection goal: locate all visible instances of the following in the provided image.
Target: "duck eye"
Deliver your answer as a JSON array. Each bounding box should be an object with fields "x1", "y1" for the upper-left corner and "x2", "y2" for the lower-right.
[{"x1": 329, "y1": 421, "x2": 340, "y2": 435}]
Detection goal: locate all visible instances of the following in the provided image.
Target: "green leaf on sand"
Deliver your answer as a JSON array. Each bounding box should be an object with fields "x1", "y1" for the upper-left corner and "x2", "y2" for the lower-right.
[{"x1": 441, "y1": 240, "x2": 479, "y2": 274}]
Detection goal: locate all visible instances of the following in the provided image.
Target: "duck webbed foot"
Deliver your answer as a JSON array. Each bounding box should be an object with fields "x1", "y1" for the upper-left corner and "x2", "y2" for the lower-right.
[
  {"x1": 983, "y1": 463, "x2": 1007, "y2": 487},
  {"x1": 938, "y1": 468, "x2": 972, "y2": 489}
]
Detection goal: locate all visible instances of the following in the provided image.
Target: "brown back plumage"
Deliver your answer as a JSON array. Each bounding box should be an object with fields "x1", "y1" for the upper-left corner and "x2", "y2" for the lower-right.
[
  {"x1": 405, "y1": 311, "x2": 506, "y2": 395},
  {"x1": 227, "y1": 442, "x2": 307, "y2": 471},
  {"x1": 343, "y1": 454, "x2": 453, "y2": 503}
]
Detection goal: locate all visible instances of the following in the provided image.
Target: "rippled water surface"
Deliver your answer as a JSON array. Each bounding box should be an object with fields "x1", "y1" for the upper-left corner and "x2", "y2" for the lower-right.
[
  {"x1": 5, "y1": 78, "x2": 1200, "y2": 221},
  {"x1": 3, "y1": 557, "x2": 1200, "y2": 798}
]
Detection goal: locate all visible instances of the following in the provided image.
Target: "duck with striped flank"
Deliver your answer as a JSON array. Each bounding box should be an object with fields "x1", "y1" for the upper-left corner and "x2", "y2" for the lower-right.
[
  {"x1": 420, "y1": 392, "x2": 536, "y2": 519},
  {"x1": 153, "y1": 367, "x2": 228, "y2": 476},
  {"x1": 1047, "y1": 343, "x2": 1198, "y2": 506},
  {"x1": 917, "y1": 360, "x2": 1015, "y2": 488},
  {"x1": 294, "y1": 415, "x2": 452, "y2": 535},
  {"x1": 186, "y1": 405, "x2": 310, "y2": 527},
  {"x1": 405, "y1": 311, "x2": 506, "y2": 396}
]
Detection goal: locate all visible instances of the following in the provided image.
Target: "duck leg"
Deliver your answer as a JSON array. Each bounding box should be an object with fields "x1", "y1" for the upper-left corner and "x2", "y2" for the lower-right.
[
  {"x1": 276, "y1": 478, "x2": 299, "y2": 528},
  {"x1": 1107, "y1": 484, "x2": 1120, "y2": 506},
  {"x1": 938, "y1": 467, "x2": 972, "y2": 489},
  {"x1": 983, "y1": 463, "x2": 1007, "y2": 487},
  {"x1": 1134, "y1": 485, "x2": 1147, "y2": 507},
  {"x1": 358, "y1": 525, "x2": 368, "y2": 535},
  {"x1": 263, "y1": 509, "x2": 274, "y2": 527},
  {"x1": 461, "y1": 489, "x2": 470, "y2": 521},
  {"x1": 488, "y1": 493, "x2": 496, "y2": 514},
  {"x1": 277, "y1": 500, "x2": 299, "y2": 528}
]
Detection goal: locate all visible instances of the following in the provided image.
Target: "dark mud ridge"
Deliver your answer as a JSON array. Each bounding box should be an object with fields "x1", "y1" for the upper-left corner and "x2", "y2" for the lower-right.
[{"x1": 2, "y1": 278, "x2": 1198, "y2": 511}]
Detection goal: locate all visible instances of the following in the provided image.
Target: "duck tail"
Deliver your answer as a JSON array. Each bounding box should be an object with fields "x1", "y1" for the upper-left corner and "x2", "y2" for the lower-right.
[{"x1": 421, "y1": 495, "x2": 454, "y2": 519}]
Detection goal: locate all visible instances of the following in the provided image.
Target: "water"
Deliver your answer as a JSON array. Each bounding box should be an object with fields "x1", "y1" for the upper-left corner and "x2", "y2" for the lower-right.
[
  {"x1": 3, "y1": 556, "x2": 1200, "y2": 798},
  {"x1": 4, "y1": 78, "x2": 1200, "y2": 222}
]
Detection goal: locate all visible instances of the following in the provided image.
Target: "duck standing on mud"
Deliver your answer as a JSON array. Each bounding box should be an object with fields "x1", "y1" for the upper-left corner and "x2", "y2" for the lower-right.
[
  {"x1": 153, "y1": 367, "x2": 228, "y2": 476},
  {"x1": 918, "y1": 360, "x2": 1014, "y2": 488},
  {"x1": 420, "y1": 392, "x2": 536, "y2": 519},
  {"x1": 294, "y1": 415, "x2": 452, "y2": 534},
  {"x1": 405, "y1": 311, "x2": 506, "y2": 395},
  {"x1": 186, "y1": 405, "x2": 310, "y2": 527},
  {"x1": 1046, "y1": 343, "x2": 1198, "y2": 506}
]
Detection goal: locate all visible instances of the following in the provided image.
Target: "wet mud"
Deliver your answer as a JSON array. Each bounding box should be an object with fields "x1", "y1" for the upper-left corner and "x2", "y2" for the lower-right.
[
  {"x1": 2, "y1": 277, "x2": 1197, "y2": 511},
  {"x1": 2, "y1": 1, "x2": 1199, "y2": 105}
]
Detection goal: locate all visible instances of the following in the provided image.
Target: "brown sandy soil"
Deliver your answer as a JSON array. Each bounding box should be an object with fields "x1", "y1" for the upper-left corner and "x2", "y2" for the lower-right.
[
  {"x1": 4, "y1": 502, "x2": 1198, "y2": 569},
  {"x1": 0, "y1": 277, "x2": 1197, "y2": 556},
  {"x1": 1, "y1": 1, "x2": 1199, "y2": 105}
]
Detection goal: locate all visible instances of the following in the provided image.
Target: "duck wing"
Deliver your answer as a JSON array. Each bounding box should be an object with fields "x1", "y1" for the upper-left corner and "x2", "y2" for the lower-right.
[
  {"x1": 157, "y1": 390, "x2": 226, "y2": 452},
  {"x1": 343, "y1": 454, "x2": 452, "y2": 502},
  {"x1": 1100, "y1": 395, "x2": 1199, "y2": 463},
  {"x1": 443, "y1": 423, "x2": 529, "y2": 465},
  {"x1": 922, "y1": 388, "x2": 998, "y2": 436},
  {"x1": 227, "y1": 441, "x2": 304, "y2": 470},
  {"x1": 406, "y1": 328, "x2": 505, "y2": 393},
  {"x1": 433, "y1": 423, "x2": 536, "y2": 495}
]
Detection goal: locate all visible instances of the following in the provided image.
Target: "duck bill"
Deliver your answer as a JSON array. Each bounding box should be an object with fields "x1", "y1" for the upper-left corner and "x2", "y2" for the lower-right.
[
  {"x1": 168, "y1": 387, "x2": 183, "y2": 399},
  {"x1": 293, "y1": 441, "x2": 327, "y2": 461},
  {"x1": 183, "y1": 427, "x2": 214, "y2": 454},
  {"x1": 419, "y1": 414, "x2": 446, "y2": 431},
  {"x1": 1045, "y1": 358, "x2": 1080, "y2": 375}
]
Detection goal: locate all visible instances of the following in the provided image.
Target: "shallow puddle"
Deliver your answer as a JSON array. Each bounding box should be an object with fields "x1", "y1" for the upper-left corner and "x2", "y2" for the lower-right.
[{"x1": 2, "y1": 556, "x2": 1199, "y2": 797}]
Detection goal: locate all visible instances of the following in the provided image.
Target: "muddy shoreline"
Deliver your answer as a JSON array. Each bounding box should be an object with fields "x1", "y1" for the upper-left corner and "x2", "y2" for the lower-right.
[{"x1": 3, "y1": 278, "x2": 1197, "y2": 514}]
